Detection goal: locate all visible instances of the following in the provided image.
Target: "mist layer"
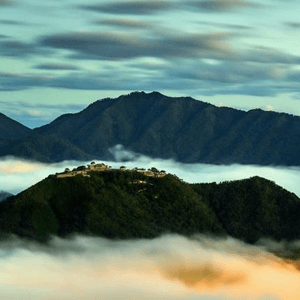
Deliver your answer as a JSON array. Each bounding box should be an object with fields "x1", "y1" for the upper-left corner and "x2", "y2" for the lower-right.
[{"x1": 0, "y1": 234, "x2": 298, "y2": 300}]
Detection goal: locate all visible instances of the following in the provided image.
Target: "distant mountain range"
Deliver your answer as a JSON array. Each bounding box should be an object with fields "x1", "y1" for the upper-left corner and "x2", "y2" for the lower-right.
[
  {"x1": 1, "y1": 91, "x2": 300, "y2": 165},
  {"x1": 0, "y1": 191, "x2": 12, "y2": 202},
  {"x1": 1, "y1": 166, "x2": 299, "y2": 250}
]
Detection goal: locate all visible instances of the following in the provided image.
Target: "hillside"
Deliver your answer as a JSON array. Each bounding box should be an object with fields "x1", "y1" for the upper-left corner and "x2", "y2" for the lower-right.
[
  {"x1": 5, "y1": 133, "x2": 95, "y2": 163},
  {"x1": 192, "y1": 177, "x2": 300, "y2": 243},
  {"x1": 0, "y1": 112, "x2": 31, "y2": 140},
  {"x1": 2, "y1": 91, "x2": 300, "y2": 165},
  {"x1": 0, "y1": 165, "x2": 300, "y2": 246},
  {"x1": 0, "y1": 165, "x2": 224, "y2": 242},
  {"x1": 0, "y1": 191, "x2": 12, "y2": 202}
]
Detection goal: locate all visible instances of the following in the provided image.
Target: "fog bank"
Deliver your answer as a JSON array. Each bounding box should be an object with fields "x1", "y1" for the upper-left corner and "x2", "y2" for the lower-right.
[
  {"x1": 0, "y1": 234, "x2": 298, "y2": 300},
  {"x1": 1, "y1": 147, "x2": 300, "y2": 197}
]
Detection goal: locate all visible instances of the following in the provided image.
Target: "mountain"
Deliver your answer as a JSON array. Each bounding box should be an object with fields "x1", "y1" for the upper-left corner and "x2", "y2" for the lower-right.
[
  {"x1": 192, "y1": 177, "x2": 300, "y2": 243},
  {"x1": 0, "y1": 112, "x2": 31, "y2": 140},
  {"x1": 0, "y1": 112, "x2": 32, "y2": 158},
  {"x1": 2, "y1": 91, "x2": 300, "y2": 165},
  {"x1": 5, "y1": 133, "x2": 95, "y2": 163},
  {"x1": 0, "y1": 190, "x2": 13, "y2": 202},
  {"x1": 0, "y1": 165, "x2": 299, "y2": 245}
]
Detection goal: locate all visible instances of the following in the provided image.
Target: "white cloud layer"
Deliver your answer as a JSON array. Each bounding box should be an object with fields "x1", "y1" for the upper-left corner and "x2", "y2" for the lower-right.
[
  {"x1": 0, "y1": 233, "x2": 298, "y2": 299},
  {"x1": 1, "y1": 146, "x2": 300, "y2": 197}
]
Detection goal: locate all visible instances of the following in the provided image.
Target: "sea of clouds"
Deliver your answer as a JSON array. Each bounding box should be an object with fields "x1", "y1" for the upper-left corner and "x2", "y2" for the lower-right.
[
  {"x1": 1, "y1": 146, "x2": 300, "y2": 299},
  {"x1": 1, "y1": 144, "x2": 300, "y2": 197},
  {"x1": 0, "y1": 233, "x2": 299, "y2": 299}
]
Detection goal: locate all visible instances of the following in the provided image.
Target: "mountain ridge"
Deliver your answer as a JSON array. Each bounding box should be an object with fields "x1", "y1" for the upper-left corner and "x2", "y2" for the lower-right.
[
  {"x1": 1, "y1": 91, "x2": 300, "y2": 166},
  {"x1": 0, "y1": 112, "x2": 32, "y2": 140},
  {"x1": 0, "y1": 165, "x2": 299, "y2": 248}
]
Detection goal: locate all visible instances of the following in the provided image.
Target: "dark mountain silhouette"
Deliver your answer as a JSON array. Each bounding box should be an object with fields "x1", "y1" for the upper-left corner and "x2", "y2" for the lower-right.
[
  {"x1": 0, "y1": 166, "x2": 300, "y2": 246},
  {"x1": 5, "y1": 133, "x2": 95, "y2": 163},
  {"x1": 1, "y1": 91, "x2": 300, "y2": 165},
  {"x1": 0, "y1": 191, "x2": 13, "y2": 202},
  {"x1": 0, "y1": 112, "x2": 31, "y2": 140},
  {"x1": 0, "y1": 113, "x2": 32, "y2": 159}
]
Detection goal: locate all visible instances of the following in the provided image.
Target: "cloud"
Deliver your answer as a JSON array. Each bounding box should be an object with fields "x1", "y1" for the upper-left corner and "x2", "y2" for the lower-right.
[
  {"x1": 0, "y1": 0, "x2": 14, "y2": 6},
  {"x1": 105, "y1": 147, "x2": 300, "y2": 197},
  {"x1": 184, "y1": 0, "x2": 264, "y2": 12},
  {"x1": 0, "y1": 157, "x2": 89, "y2": 195},
  {"x1": 0, "y1": 99, "x2": 84, "y2": 113},
  {"x1": 0, "y1": 158, "x2": 45, "y2": 174},
  {"x1": 39, "y1": 31, "x2": 234, "y2": 61},
  {"x1": 0, "y1": 71, "x2": 47, "y2": 91},
  {"x1": 108, "y1": 144, "x2": 140, "y2": 161},
  {"x1": 284, "y1": 21, "x2": 300, "y2": 29},
  {"x1": 200, "y1": 84, "x2": 279, "y2": 97},
  {"x1": 0, "y1": 69, "x2": 146, "y2": 92},
  {"x1": 0, "y1": 40, "x2": 40, "y2": 57},
  {"x1": 0, "y1": 56, "x2": 297, "y2": 99},
  {"x1": 2, "y1": 148, "x2": 300, "y2": 198},
  {"x1": 0, "y1": 19, "x2": 28, "y2": 25},
  {"x1": 265, "y1": 104, "x2": 275, "y2": 111},
  {"x1": 94, "y1": 18, "x2": 152, "y2": 29},
  {"x1": 78, "y1": 1, "x2": 174, "y2": 15},
  {"x1": 32, "y1": 26, "x2": 300, "y2": 97},
  {"x1": 0, "y1": 16, "x2": 291, "y2": 98},
  {"x1": 34, "y1": 63, "x2": 81, "y2": 70},
  {"x1": 239, "y1": 46, "x2": 300, "y2": 65},
  {"x1": 197, "y1": 21, "x2": 253, "y2": 30},
  {"x1": 287, "y1": 70, "x2": 300, "y2": 82},
  {"x1": 168, "y1": 60, "x2": 273, "y2": 84},
  {"x1": 0, "y1": 233, "x2": 298, "y2": 299}
]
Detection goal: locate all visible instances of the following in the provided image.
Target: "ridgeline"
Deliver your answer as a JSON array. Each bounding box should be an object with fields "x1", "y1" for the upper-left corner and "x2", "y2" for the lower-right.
[
  {"x1": 1, "y1": 164, "x2": 300, "y2": 246},
  {"x1": 1, "y1": 91, "x2": 300, "y2": 165}
]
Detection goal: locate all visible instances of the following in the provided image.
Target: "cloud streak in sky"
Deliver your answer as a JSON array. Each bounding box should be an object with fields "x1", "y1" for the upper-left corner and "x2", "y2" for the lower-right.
[
  {"x1": 39, "y1": 31, "x2": 233, "y2": 60},
  {"x1": 0, "y1": 40, "x2": 40, "y2": 57},
  {"x1": 78, "y1": 1, "x2": 174, "y2": 15},
  {"x1": 184, "y1": 0, "x2": 265, "y2": 12},
  {"x1": 0, "y1": 0, "x2": 13, "y2": 6},
  {"x1": 94, "y1": 18, "x2": 152, "y2": 29},
  {"x1": 1, "y1": 0, "x2": 300, "y2": 120}
]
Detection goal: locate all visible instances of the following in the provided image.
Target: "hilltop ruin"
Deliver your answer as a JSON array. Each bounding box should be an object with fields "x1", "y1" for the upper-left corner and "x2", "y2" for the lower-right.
[{"x1": 56, "y1": 163, "x2": 166, "y2": 178}]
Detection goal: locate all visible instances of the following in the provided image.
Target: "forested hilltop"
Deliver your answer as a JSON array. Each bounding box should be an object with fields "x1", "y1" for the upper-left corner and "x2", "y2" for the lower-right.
[
  {"x1": 1, "y1": 165, "x2": 300, "y2": 246},
  {"x1": 1, "y1": 91, "x2": 300, "y2": 165}
]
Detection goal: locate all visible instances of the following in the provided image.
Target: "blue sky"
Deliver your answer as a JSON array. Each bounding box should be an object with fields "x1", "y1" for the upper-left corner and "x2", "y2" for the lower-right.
[{"x1": 1, "y1": 0, "x2": 300, "y2": 128}]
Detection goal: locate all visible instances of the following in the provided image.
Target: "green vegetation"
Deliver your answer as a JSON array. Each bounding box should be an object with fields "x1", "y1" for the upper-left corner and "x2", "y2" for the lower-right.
[
  {"x1": 192, "y1": 176, "x2": 300, "y2": 243},
  {"x1": 1, "y1": 168, "x2": 300, "y2": 245}
]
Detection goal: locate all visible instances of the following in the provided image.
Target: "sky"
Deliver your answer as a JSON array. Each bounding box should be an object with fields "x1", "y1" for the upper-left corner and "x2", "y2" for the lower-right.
[{"x1": 1, "y1": 0, "x2": 300, "y2": 128}]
